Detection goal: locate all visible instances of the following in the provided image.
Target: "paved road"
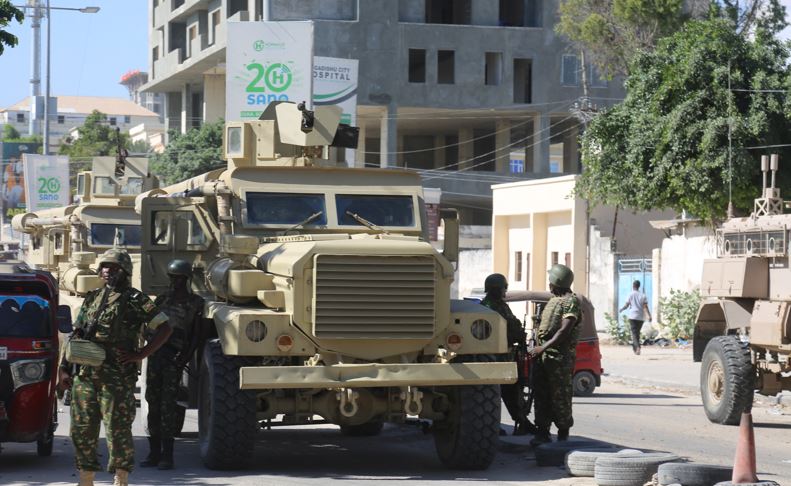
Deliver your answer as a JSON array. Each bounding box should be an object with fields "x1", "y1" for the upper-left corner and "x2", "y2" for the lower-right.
[{"x1": 1, "y1": 371, "x2": 789, "y2": 484}]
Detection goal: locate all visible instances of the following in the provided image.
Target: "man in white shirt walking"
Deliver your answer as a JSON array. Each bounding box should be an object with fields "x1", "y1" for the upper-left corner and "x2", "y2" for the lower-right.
[{"x1": 619, "y1": 280, "x2": 652, "y2": 355}]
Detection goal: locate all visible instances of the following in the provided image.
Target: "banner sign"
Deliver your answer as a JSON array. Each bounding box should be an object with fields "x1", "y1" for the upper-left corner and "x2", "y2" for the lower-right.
[
  {"x1": 226, "y1": 21, "x2": 314, "y2": 121},
  {"x1": 0, "y1": 142, "x2": 39, "y2": 220},
  {"x1": 313, "y1": 56, "x2": 358, "y2": 126},
  {"x1": 22, "y1": 154, "x2": 70, "y2": 212}
]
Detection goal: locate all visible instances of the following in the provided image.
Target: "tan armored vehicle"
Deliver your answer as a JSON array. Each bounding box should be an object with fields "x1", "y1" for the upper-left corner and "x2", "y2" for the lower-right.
[
  {"x1": 695, "y1": 154, "x2": 791, "y2": 424},
  {"x1": 12, "y1": 157, "x2": 158, "y2": 318},
  {"x1": 137, "y1": 102, "x2": 516, "y2": 470}
]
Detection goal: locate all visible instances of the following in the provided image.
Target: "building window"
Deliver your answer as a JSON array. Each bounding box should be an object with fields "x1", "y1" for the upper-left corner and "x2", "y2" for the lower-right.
[
  {"x1": 57, "y1": 115, "x2": 64, "y2": 124},
  {"x1": 210, "y1": 10, "x2": 221, "y2": 45},
  {"x1": 152, "y1": 46, "x2": 159, "y2": 62},
  {"x1": 425, "y1": 0, "x2": 471, "y2": 25},
  {"x1": 437, "y1": 50, "x2": 455, "y2": 84},
  {"x1": 561, "y1": 54, "x2": 580, "y2": 86},
  {"x1": 172, "y1": 0, "x2": 184, "y2": 10},
  {"x1": 510, "y1": 158, "x2": 524, "y2": 173},
  {"x1": 551, "y1": 251, "x2": 559, "y2": 266},
  {"x1": 565, "y1": 252, "x2": 571, "y2": 267},
  {"x1": 590, "y1": 64, "x2": 608, "y2": 88},
  {"x1": 16, "y1": 113, "x2": 25, "y2": 123},
  {"x1": 109, "y1": 117, "x2": 117, "y2": 126},
  {"x1": 514, "y1": 251, "x2": 523, "y2": 282},
  {"x1": 525, "y1": 253, "x2": 531, "y2": 287},
  {"x1": 513, "y1": 58, "x2": 532, "y2": 103},
  {"x1": 499, "y1": 0, "x2": 524, "y2": 26},
  {"x1": 124, "y1": 116, "x2": 131, "y2": 124},
  {"x1": 189, "y1": 25, "x2": 197, "y2": 42},
  {"x1": 485, "y1": 52, "x2": 503, "y2": 86},
  {"x1": 408, "y1": 49, "x2": 426, "y2": 83}
]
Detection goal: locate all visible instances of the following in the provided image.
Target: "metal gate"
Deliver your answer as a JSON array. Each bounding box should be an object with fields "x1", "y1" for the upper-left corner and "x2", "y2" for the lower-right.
[{"x1": 616, "y1": 258, "x2": 653, "y2": 318}]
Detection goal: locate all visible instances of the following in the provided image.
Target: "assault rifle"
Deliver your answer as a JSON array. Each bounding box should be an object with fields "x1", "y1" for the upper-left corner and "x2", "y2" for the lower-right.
[{"x1": 114, "y1": 127, "x2": 128, "y2": 179}]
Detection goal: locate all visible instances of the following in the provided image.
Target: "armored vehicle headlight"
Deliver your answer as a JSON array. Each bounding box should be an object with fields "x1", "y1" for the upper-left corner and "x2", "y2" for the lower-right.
[
  {"x1": 470, "y1": 319, "x2": 492, "y2": 340},
  {"x1": 245, "y1": 320, "x2": 267, "y2": 343},
  {"x1": 446, "y1": 333, "x2": 463, "y2": 351},
  {"x1": 276, "y1": 334, "x2": 294, "y2": 352}
]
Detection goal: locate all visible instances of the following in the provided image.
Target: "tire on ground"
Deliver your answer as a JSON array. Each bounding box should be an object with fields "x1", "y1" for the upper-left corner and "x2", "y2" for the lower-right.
[
  {"x1": 594, "y1": 453, "x2": 680, "y2": 486},
  {"x1": 566, "y1": 449, "x2": 637, "y2": 476},
  {"x1": 657, "y1": 462, "x2": 732, "y2": 486},
  {"x1": 534, "y1": 439, "x2": 612, "y2": 467},
  {"x1": 714, "y1": 482, "x2": 780, "y2": 486},
  {"x1": 573, "y1": 370, "x2": 597, "y2": 397},
  {"x1": 37, "y1": 402, "x2": 56, "y2": 457},
  {"x1": 700, "y1": 336, "x2": 754, "y2": 425},
  {"x1": 198, "y1": 339, "x2": 258, "y2": 470},
  {"x1": 432, "y1": 383, "x2": 500, "y2": 470},
  {"x1": 340, "y1": 421, "x2": 385, "y2": 437}
]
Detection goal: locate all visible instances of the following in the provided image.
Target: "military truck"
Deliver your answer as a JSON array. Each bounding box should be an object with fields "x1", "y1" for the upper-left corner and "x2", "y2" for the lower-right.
[
  {"x1": 12, "y1": 157, "x2": 158, "y2": 317},
  {"x1": 136, "y1": 102, "x2": 517, "y2": 470},
  {"x1": 694, "y1": 154, "x2": 791, "y2": 425}
]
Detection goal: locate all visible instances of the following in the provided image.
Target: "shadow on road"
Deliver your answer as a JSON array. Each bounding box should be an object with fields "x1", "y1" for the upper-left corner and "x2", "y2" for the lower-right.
[
  {"x1": 752, "y1": 422, "x2": 791, "y2": 430},
  {"x1": 588, "y1": 393, "x2": 681, "y2": 399}
]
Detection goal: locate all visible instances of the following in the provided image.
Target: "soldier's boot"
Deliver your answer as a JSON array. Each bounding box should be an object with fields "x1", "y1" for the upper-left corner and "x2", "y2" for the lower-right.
[
  {"x1": 158, "y1": 438, "x2": 174, "y2": 470},
  {"x1": 513, "y1": 418, "x2": 539, "y2": 436},
  {"x1": 77, "y1": 470, "x2": 95, "y2": 486},
  {"x1": 112, "y1": 469, "x2": 129, "y2": 486},
  {"x1": 140, "y1": 436, "x2": 161, "y2": 467},
  {"x1": 529, "y1": 428, "x2": 552, "y2": 447},
  {"x1": 557, "y1": 428, "x2": 570, "y2": 441}
]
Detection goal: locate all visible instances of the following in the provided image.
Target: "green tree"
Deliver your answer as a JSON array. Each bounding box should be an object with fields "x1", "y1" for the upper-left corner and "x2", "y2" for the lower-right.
[
  {"x1": 0, "y1": 1, "x2": 24, "y2": 56},
  {"x1": 150, "y1": 121, "x2": 224, "y2": 185},
  {"x1": 2, "y1": 123, "x2": 20, "y2": 140},
  {"x1": 59, "y1": 110, "x2": 128, "y2": 160},
  {"x1": 577, "y1": 19, "x2": 791, "y2": 222}
]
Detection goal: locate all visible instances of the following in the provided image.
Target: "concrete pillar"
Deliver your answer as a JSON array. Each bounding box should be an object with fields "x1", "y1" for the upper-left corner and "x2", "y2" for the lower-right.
[
  {"x1": 433, "y1": 135, "x2": 446, "y2": 169},
  {"x1": 380, "y1": 103, "x2": 397, "y2": 168},
  {"x1": 353, "y1": 123, "x2": 366, "y2": 168},
  {"x1": 180, "y1": 83, "x2": 192, "y2": 134},
  {"x1": 203, "y1": 73, "x2": 225, "y2": 123},
  {"x1": 532, "y1": 113, "x2": 550, "y2": 174},
  {"x1": 531, "y1": 212, "x2": 548, "y2": 291},
  {"x1": 495, "y1": 119, "x2": 511, "y2": 173},
  {"x1": 458, "y1": 127, "x2": 474, "y2": 170}
]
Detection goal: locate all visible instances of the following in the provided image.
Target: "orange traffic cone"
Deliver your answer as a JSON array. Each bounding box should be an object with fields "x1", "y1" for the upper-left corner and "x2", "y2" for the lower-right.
[{"x1": 731, "y1": 412, "x2": 759, "y2": 483}]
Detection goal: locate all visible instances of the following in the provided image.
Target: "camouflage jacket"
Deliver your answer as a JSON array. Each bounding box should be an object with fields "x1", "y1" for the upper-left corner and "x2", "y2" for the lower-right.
[
  {"x1": 481, "y1": 296, "x2": 525, "y2": 346},
  {"x1": 74, "y1": 284, "x2": 166, "y2": 378},
  {"x1": 537, "y1": 293, "x2": 581, "y2": 364},
  {"x1": 152, "y1": 291, "x2": 204, "y2": 357}
]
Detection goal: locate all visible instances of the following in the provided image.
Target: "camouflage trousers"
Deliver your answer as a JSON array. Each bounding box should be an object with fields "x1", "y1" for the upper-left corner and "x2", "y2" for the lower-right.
[
  {"x1": 70, "y1": 372, "x2": 136, "y2": 473},
  {"x1": 533, "y1": 357, "x2": 574, "y2": 431},
  {"x1": 145, "y1": 355, "x2": 182, "y2": 440}
]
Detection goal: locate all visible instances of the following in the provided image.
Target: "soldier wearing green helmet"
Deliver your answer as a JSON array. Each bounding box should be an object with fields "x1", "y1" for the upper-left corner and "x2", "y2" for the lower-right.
[
  {"x1": 528, "y1": 263, "x2": 581, "y2": 446},
  {"x1": 58, "y1": 248, "x2": 172, "y2": 486},
  {"x1": 141, "y1": 258, "x2": 205, "y2": 470}
]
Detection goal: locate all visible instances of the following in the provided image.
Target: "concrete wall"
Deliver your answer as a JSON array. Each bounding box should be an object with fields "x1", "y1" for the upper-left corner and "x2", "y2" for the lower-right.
[
  {"x1": 452, "y1": 248, "x2": 492, "y2": 300},
  {"x1": 654, "y1": 226, "x2": 716, "y2": 309},
  {"x1": 588, "y1": 224, "x2": 615, "y2": 331}
]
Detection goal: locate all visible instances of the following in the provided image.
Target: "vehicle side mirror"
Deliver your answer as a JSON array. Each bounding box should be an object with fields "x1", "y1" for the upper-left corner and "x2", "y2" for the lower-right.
[
  {"x1": 440, "y1": 208, "x2": 459, "y2": 263},
  {"x1": 57, "y1": 305, "x2": 73, "y2": 334}
]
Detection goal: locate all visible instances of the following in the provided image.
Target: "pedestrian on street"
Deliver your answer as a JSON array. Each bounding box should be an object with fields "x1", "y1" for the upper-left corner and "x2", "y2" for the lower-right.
[
  {"x1": 141, "y1": 259, "x2": 204, "y2": 470},
  {"x1": 619, "y1": 280, "x2": 652, "y2": 355},
  {"x1": 57, "y1": 249, "x2": 172, "y2": 486},
  {"x1": 529, "y1": 264, "x2": 581, "y2": 446},
  {"x1": 480, "y1": 273, "x2": 534, "y2": 436}
]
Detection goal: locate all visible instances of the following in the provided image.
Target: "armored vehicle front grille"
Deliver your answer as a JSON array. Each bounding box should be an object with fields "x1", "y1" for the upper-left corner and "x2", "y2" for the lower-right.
[
  {"x1": 313, "y1": 255, "x2": 436, "y2": 339},
  {"x1": 717, "y1": 229, "x2": 787, "y2": 256}
]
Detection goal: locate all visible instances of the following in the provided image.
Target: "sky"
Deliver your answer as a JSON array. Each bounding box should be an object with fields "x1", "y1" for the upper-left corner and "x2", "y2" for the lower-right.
[
  {"x1": 1, "y1": 1, "x2": 791, "y2": 109},
  {"x1": 0, "y1": 0, "x2": 147, "y2": 108}
]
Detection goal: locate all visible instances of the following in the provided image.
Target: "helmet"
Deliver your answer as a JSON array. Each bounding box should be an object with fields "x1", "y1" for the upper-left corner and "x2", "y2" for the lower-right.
[
  {"x1": 484, "y1": 273, "x2": 508, "y2": 295},
  {"x1": 97, "y1": 248, "x2": 133, "y2": 276},
  {"x1": 167, "y1": 259, "x2": 193, "y2": 277},
  {"x1": 547, "y1": 264, "x2": 574, "y2": 288}
]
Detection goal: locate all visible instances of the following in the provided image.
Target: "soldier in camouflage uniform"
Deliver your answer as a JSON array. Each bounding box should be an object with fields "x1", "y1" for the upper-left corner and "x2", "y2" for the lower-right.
[
  {"x1": 480, "y1": 273, "x2": 533, "y2": 436},
  {"x1": 141, "y1": 259, "x2": 204, "y2": 470},
  {"x1": 529, "y1": 264, "x2": 581, "y2": 446},
  {"x1": 57, "y1": 249, "x2": 172, "y2": 486}
]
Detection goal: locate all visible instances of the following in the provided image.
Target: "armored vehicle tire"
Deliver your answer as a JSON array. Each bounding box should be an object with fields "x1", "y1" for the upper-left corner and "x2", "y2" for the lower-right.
[
  {"x1": 700, "y1": 336, "x2": 754, "y2": 425},
  {"x1": 657, "y1": 463, "x2": 732, "y2": 486},
  {"x1": 432, "y1": 383, "x2": 500, "y2": 470},
  {"x1": 340, "y1": 421, "x2": 384, "y2": 437},
  {"x1": 198, "y1": 339, "x2": 258, "y2": 470},
  {"x1": 573, "y1": 370, "x2": 597, "y2": 397}
]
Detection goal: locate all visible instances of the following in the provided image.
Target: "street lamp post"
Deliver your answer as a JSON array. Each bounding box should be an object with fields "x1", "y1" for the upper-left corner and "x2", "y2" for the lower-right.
[{"x1": 15, "y1": 2, "x2": 100, "y2": 153}]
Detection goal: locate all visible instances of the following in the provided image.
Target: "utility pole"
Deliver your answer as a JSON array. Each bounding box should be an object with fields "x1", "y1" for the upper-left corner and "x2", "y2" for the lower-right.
[
  {"x1": 43, "y1": 0, "x2": 51, "y2": 154},
  {"x1": 27, "y1": 0, "x2": 42, "y2": 137}
]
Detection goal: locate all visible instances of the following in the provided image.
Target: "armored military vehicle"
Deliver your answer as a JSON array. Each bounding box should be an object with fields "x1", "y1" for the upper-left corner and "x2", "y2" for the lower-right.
[
  {"x1": 137, "y1": 102, "x2": 517, "y2": 470},
  {"x1": 12, "y1": 157, "x2": 158, "y2": 317},
  {"x1": 694, "y1": 154, "x2": 791, "y2": 424}
]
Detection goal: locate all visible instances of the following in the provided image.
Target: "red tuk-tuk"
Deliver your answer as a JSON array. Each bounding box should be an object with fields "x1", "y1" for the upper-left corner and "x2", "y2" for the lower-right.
[
  {"x1": 504, "y1": 291, "x2": 603, "y2": 397},
  {"x1": 0, "y1": 262, "x2": 72, "y2": 456}
]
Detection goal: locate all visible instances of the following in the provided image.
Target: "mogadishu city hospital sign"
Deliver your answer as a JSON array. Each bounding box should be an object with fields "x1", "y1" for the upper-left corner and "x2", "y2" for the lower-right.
[{"x1": 226, "y1": 21, "x2": 314, "y2": 120}]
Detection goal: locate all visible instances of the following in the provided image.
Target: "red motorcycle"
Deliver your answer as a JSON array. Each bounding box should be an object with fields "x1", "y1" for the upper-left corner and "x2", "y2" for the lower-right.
[{"x1": 0, "y1": 262, "x2": 72, "y2": 456}]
